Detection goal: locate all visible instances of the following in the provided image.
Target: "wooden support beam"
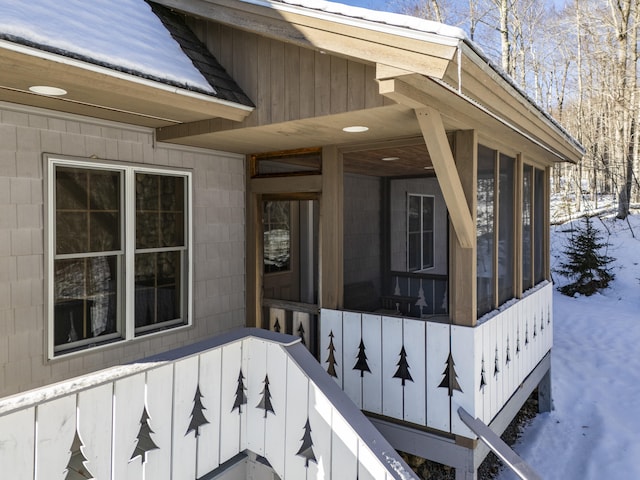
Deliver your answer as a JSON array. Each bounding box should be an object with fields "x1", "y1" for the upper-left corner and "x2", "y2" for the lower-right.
[
  {"x1": 449, "y1": 130, "x2": 477, "y2": 326},
  {"x1": 415, "y1": 107, "x2": 475, "y2": 249},
  {"x1": 320, "y1": 146, "x2": 344, "y2": 309}
]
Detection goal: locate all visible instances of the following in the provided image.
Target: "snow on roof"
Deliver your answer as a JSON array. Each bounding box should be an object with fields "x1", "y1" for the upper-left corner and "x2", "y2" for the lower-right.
[
  {"x1": 268, "y1": 0, "x2": 467, "y2": 40},
  {"x1": 0, "y1": 0, "x2": 214, "y2": 93}
]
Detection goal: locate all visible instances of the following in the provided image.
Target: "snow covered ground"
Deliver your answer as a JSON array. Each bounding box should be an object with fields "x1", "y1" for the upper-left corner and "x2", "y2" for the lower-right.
[{"x1": 498, "y1": 213, "x2": 640, "y2": 479}]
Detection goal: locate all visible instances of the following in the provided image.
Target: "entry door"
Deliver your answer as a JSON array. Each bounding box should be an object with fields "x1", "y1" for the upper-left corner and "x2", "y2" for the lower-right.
[{"x1": 261, "y1": 198, "x2": 318, "y2": 345}]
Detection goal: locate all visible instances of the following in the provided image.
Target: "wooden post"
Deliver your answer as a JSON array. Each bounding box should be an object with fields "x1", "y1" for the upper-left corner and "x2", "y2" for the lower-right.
[
  {"x1": 320, "y1": 145, "x2": 344, "y2": 309},
  {"x1": 515, "y1": 155, "x2": 524, "y2": 298},
  {"x1": 246, "y1": 175, "x2": 263, "y2": 328},
  {"x1": 450, "y1": 131, "x2": 477, "y2": 326}
]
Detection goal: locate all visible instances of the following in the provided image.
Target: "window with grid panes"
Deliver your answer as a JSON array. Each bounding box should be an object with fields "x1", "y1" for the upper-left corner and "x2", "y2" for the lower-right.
[
  {"x1": 407, "y1": 194, "x2": 434, "y2": 271},
  {"x1": 48, "y1": 158, "x2": 191, "y2": 356}
]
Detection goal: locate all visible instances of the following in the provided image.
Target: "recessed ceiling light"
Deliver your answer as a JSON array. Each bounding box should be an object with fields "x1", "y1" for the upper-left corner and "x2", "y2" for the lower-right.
[
  {"x1": 381, "y1": 156, "x2": 400, "y2": 162},
  {"x1": 29, "y1": 85, "x2": 67, "y2": 96},
  {"x1": 342, "y1": 125, "x2": 369, "y2": 133}
]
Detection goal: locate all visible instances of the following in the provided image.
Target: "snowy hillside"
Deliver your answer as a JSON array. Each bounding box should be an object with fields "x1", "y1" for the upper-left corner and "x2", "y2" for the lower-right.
[{"x1": 498, "y1": 213, "x2": 640, "y2": 479}]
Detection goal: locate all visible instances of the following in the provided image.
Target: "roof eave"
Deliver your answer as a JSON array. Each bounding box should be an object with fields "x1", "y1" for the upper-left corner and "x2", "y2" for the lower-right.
[{"x1": 0, "y1": 39, "x2": 254, "y2": 125}]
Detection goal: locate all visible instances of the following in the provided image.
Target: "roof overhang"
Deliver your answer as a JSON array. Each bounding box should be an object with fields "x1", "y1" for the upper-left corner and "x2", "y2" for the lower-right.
[
  {"x1": 153, "y1": 0, "x2": 460, "y2": 79},
  {"x1": 154, "y1": 0, "x2": 583, "y2": 165},
  {"x1": 0, "y1": 39, "x2": 254, "y2": 128}
]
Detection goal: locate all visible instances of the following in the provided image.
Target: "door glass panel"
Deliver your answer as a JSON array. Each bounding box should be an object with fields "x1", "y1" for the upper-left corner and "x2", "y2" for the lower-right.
[{"x1": 263, "y1": 201, "x2": 291, "y2": 273}]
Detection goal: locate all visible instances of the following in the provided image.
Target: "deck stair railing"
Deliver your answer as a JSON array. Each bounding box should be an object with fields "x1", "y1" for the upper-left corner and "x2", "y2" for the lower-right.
[{"x1": 0, "y1": 328, "x2": 417, "y2": 480}]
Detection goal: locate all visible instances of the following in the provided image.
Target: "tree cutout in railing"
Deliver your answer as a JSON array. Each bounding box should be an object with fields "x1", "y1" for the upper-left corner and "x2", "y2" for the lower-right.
[
  {"x1": 64, "y1": 430, "x2": 93, "y2": 480},
  {"x1": 273, "y1": 318, "x2": 281, "y2": 333},
  {"x1": 525, "y1": 322, "x2": 529, "y2": 346},
  {"x1": 131, "y1": 406, "x2": 159, "y2": 463},
  {"x1": 297, "y1": 322, "x2": 306, "y2": 346},
  {"x1": 479, "y1": 358, "x2": 486, "y2": 391},
  {"x1": 295, "y1": 418, "x2": 317, "y2": 468},
  {"x1": 256, "y1": 374, "x2": 275, "y2": 418},
  {"x1": 325, "y1": 330, "x2": 338, "y2": 378},
  {"x1": 494, "y1": 345, "x2": 500, "y2": 377},
  {"x1": 506, "y1": 337, "x2": 511, "y2": 365},
  {"x1": 416, "y1": 280, "x2": 428, "y2": 316},
  {"x1": 438, "y1": 353, "x2": 462, "y2": 396},
  {"x1": 353, "y1": 339, "x2": 371, "y2": 377},
  {"x1": 540, "y1": 308, "x2": 545, "y2": 332},
  {"x1": 186, "y1": 385, "x2": 209, "y2": 437},
  {"x1": 232, "y1": 369, "x2": 247, "y2": 414},
  {"x1": 392, "y1": 346, "x2": 413, "y2": 386},
  {"x1": 516, "y1": 328, "x2": 521, "y2": 355},
  {"x1": 533, "y1": 316, "x2": 537, "y2": 339},
  {"x1": 547, "y1": 305, "x2": 551, "y2": 325}
]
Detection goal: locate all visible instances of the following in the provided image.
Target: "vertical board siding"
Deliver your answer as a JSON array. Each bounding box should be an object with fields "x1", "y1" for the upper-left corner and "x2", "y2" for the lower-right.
[
  {"x1": 283, "y1": 358, "x2": 310, "y2": 479},
  {"x1": 343, "y1": 311, "x2": 364, "y2": 408},
  {"x1": 426, "y1": 321, "x2": 450, "y2": 432},
  {"x1": 308, "y1": 383, "x2": 334, "y2": 478},
  {"x1": 263, "y1": 343, "x2": 288, "y2": 476},
  {"x1": 320, "y1": 308, "x2": 343, "y2": 386},
  {"x1": 219, "y1": 342, "x2": 243, "y2": 463},
  {"x1": 112, "y1": 373, "x2": 145, "y2": 479},
  {"x1": 145, "y1": 365, "x2": 174, "y2": 480},
  {"x1": 0, "y1": 407, "x2": 34, "y2": 479},
  {"x1": 172, "y1": 357, "x2": 199, "y2": 480},
  {"x1": 320, "y1": 283, "x2": 553, "y2": 437},
  {"x1": 381, "y1": 315, "x2": 403, "y2": 420},
  {"x1": 36, "y1": 395, "x2": 77, "y2": 480},
  {"x1": 450, "y1": 324, "x2": 481, "y2": 438},
  {"x1": 78, "y1": 383, "x2": 113, "y2": 480},
  {"x1": 195, "y1": 349, "x2": 221, "y2": 477},
  {"x1": 402, "y1": 318, "x2": 427, "y2": 425},
  {"x1": 361, "y1": 313, "x2": 383, "y2": 413},
  {"x1": 246, "y1": 338, "x2": 269, "y2": 456}
]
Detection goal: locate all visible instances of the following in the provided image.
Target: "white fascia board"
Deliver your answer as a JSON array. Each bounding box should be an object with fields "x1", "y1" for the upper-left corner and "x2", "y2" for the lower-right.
[{"x1": 240, "y1": 0, "x2": 463, "y2": 48}]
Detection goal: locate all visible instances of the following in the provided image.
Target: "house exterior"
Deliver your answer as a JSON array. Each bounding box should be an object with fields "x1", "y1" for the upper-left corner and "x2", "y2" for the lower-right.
[{"x1": 0, "y1": 0, "x2": 583, "y2": 479}]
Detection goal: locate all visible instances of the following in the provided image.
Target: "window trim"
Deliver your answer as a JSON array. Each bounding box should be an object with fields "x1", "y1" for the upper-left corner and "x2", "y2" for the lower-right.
[
  {"x1": 406, "y1": 193, "x2": 435, "y2": 272},
  {"x1": 45, "y1": 156, "x2": 193, "y2": 359}
]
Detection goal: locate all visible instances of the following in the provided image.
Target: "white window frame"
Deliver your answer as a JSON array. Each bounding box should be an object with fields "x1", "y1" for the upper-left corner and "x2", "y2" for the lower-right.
[
  {"x1": 45, "y1": 156, "x2": 193, "y2": 358},
  {"x1": 407, "y1": 193, "x2": 435, "y2": 272}
]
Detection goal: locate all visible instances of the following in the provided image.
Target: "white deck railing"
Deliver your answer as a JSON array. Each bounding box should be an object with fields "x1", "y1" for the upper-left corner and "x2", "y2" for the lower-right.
[
  {"x1": 0, "y1": 329, "x2": 417, "y2": 480},
  {"x1": 320, "y1": 282, "x2": 553, "y2": 438}
]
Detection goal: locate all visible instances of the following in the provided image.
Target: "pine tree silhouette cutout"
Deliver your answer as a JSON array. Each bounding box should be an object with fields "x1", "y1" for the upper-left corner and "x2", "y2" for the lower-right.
[
  {"x1": 353, "y1": 339, "x2": 371, "y2": 377},
  {"x1": 547, "y1": 306, "x2": 551, "y2": 325},
  {"x1": 479, "y1": 358, "x2": 487, "y2": 390},
  {"x1": 232, "y1": 369, "x2": 248, "y2": 414},
  {"x1": 438, "y1": 352, "x2": 463, "y2": 396},
  {"x1": 297, "y1": 322, "x2": 306, "y2": 346},
  {"x1": 393, "y1": 346, "x2": 414, "y2": 386},
  {"x1": 494, "y1": 346, "x2": 500, "y2": 376},
  {"x1": 273, "y1": 318, "x2": 281, "y2": 333},
  {"x1": 256, "y1": 374, "x2": 275, "y2": 418},
  {"x1": 506, "y1": 337, "x2": 511, "y2": 364},
  {"x1": 295, "y1": 418, "x2": 317, "y2": 467},
  {"x1": 131, "y1": 406, "x2": 159, "y2": 463},
  {"x1": 540, "y1": 309, "x2": 545, "y2": 331},
  {"x1": 325, "y1": 330, "x2": 339, "y2": 378},
  {"x1": 525, "y1": 322, "x2": 529, "y2": 346},
  {"x1": 186, "y1": 385, "x2": 210, "y2": 437},
  {"x1": 516, "y1": 328, "x2": 521, "y2": 354},
  {"x1": 533, "y1": 316, "x2": 537, "y2": 339},
  {"x1": 65, "y1": 430, "x2": 93, "y2": 479}
]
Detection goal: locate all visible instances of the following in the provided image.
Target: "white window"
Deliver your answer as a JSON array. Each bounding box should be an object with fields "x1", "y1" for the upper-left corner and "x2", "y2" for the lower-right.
[
  {"x1": 407, "y1": 194, "x2": 434, "y2": 271},
  {"x1": 46, "y1": 157, "x2": 192, "y2": 357}
]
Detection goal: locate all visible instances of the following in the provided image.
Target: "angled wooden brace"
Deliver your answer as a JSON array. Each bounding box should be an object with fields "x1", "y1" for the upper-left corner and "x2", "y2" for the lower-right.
[{"x1": 415, "y1": 106, "x2": 475, "y2": 249}]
